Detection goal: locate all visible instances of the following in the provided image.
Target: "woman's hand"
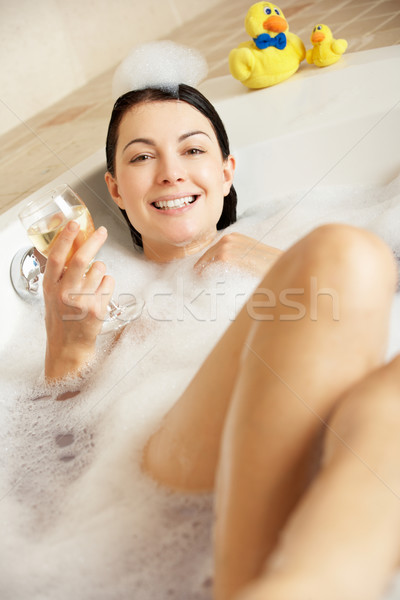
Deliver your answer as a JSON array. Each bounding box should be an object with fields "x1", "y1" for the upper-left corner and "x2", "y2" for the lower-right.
[
  {"x1": 194, "y1": 232, "x2": 283, "y2": 278},
  {"x1": 43, "y1": 221, "x2": 114, "y2": 381}
]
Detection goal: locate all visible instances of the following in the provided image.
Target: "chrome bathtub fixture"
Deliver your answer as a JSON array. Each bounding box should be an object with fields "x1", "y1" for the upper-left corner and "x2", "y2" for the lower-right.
[{"x1": 10, "y1": 246, "x2": 46, "y2": 302}]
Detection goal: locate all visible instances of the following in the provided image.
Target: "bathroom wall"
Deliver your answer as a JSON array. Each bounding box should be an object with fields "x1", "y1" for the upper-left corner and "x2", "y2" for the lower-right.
[{"x1": 0, "y1": 0, "x2": 221, "y2": 137}]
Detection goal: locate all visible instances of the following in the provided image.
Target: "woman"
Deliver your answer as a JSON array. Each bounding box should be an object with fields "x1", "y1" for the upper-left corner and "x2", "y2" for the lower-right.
[{"x1": 43, "y1": 83, "x2": 400, "y2": 600}]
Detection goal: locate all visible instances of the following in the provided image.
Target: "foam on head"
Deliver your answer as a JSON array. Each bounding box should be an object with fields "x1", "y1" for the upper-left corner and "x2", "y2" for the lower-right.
[{"x1": 112, "y1": 40, "x2": 208, "y2": 100}]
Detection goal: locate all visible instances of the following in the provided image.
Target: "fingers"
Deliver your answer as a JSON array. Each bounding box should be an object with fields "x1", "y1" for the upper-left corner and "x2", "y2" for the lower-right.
[
  {"x1": 83, "y1": 264, "x2": 115, "y2": 316},
  {"x1": 60, "y1": 271, "x2": 115, "y2": 323},
  {"x1": 43, "y1": 223, "x2": 115, "y2": 380},
  {"x1": 193, "y1": 247, "x2": 212, "y2": 272},
  {"x1": 82, "y1": 260, "x2": 107, "y2": 289},
  {"x1": 96, "y1": 274, "x2": 115, "y2": 317},
  {"x1": 44, "y1": 220, "x2": 81, "y2": 284},
  {"x1": 194, "y1": 233, "x2": 283, "y2": 277},
  {"x1": 65, "y1": 226, "x2": 108, "y2": 280},
  {"x1": 44, "y1": 223, "x2": 108, "y2": 285},
  {"x1": 194, "y1": 234, "x2": 240, "y2": 272}
]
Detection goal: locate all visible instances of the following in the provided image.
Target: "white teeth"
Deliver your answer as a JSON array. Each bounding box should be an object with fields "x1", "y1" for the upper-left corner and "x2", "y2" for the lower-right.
[{"x1": 154, "y1": 196, "x2": 196, "y2": 209}]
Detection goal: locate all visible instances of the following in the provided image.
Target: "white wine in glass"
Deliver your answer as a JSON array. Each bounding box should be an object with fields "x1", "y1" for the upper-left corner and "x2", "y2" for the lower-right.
[
  {"x1": 27, "y1": 204, "x2": 95, "y2": 262},
  {"x1": 19, "y1": 184, "x2": 143, "y2": 333}
]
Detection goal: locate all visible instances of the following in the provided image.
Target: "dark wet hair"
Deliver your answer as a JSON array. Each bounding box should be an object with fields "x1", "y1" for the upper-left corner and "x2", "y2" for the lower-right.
[{"x1": 105, "y1": 84, "x2": 237, "y2": 248}]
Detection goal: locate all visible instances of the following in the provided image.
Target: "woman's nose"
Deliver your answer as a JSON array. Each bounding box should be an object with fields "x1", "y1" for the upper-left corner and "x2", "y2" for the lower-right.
[{"x1": 156, "y1": 155, "x2": 186, "y2": 184}]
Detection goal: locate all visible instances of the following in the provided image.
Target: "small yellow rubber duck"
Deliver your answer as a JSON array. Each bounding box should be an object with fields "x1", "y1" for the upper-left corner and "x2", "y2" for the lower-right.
[
  {"x1": 229, "y1": 2, "x2": 306, "y2": 89},
  {"x1": 306, "y1": 24, "x2": 348, "y2": 67}
]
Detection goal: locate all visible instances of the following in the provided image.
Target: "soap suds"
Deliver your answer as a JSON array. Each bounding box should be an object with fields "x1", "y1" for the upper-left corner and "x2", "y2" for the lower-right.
[
  {"x1": 112, "y1": 41, "x2": 208, "y2": 100},
  {"x1": 1, "y1": 174, "x2": 400, "y2": 599}
]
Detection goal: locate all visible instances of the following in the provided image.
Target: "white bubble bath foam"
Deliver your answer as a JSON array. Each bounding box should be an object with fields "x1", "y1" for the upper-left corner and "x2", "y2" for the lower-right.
[
  {"x1": 1, "y1": 45, "x2": 400, "y2": 599},
  {"x1": 1, "y1": 247, "x2": 259, "y2": 599}
]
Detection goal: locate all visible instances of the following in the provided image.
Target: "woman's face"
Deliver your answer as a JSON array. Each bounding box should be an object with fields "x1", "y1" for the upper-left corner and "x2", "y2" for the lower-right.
[{"x1": 105, "y1": 100, "x2": 235, "y2": 262}]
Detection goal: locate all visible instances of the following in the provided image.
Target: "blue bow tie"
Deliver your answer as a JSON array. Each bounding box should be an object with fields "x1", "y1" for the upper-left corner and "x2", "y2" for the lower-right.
[{"x1": 253, "y1": 32, "x2": 287, "y2": 50}]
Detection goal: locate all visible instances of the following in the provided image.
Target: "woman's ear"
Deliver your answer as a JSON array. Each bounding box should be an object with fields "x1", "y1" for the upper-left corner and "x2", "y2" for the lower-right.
[
  {"x1": 105, "y1": 172, "x2": 124, "y2": 209},
  {"x1": 222, "y1": 155, "x2": 236, "y2": 197}
]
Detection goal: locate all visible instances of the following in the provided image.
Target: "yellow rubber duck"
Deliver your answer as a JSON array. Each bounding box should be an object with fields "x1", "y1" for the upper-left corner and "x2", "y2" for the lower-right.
[
  {"x1": 306, "y1": 24, "x2": 348, "y2": 67},
  {"x1": 229, "y1": 2, "x2": 306, "y2": 89}
]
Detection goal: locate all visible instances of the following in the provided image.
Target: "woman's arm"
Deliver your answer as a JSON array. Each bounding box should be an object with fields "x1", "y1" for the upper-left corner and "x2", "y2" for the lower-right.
[
  {"x1": 43, "y1": 221, "x2": 114, "y2": 381},
  {"x1": 194, "y1": 232, "x2": 282, "y2": 278}
]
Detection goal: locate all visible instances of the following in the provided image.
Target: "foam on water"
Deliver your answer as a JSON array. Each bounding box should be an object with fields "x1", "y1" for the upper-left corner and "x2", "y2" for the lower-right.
[
  {"x1": 0, "y1": 238, "x2": 258, "y2": 599},
  {"x1": 1, "y1": 174, "x2": 400, "y2": 599}
]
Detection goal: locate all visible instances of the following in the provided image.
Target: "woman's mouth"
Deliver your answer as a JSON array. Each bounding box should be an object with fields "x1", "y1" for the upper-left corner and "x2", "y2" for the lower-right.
[{"x1": 152, "y1": 195, "x2": 199, "y2": 210}]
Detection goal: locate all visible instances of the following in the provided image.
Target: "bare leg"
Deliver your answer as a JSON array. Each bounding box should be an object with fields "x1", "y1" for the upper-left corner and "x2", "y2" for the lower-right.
[
  {"x1": 214, "y1": 225, "x2": 397, "y2": 599},
  {"x1": 236, "y1": 355, "x2": 400, "y2": 600}
]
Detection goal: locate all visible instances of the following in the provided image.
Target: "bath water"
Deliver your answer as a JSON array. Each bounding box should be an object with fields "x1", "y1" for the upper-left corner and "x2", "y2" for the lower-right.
[
  {"x1": 0, "y1": 243, "x2": 258, "y2": 600},
  {"x1": 1, "y1": 174, "x2": 400, "y2": 599}
]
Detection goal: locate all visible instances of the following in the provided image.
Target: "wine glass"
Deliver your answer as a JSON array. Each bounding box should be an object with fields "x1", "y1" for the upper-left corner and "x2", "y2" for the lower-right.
[{"x1": 19, "y1": 184, "x2": 143, "y2": 333}]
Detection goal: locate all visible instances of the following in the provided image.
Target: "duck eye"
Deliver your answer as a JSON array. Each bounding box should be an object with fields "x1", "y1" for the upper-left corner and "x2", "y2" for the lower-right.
[
  {"x1": 264, "y1": 7, "x2": 272, "y2": 15},
  {"x1": 274, "y1": 8, "x2": 280, "y2": 15},
  {"x1": 317, "y1": 25, "x2": 322, "y2": 30}
]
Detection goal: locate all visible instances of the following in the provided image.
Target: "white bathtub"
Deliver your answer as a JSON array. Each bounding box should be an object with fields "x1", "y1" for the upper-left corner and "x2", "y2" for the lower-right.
[
  {"x1": 1, "y1": 44, "x2": 400, "y2": 599},
  {"x1": 2, "y1": 44, "x2": 400, "y2": 354}
]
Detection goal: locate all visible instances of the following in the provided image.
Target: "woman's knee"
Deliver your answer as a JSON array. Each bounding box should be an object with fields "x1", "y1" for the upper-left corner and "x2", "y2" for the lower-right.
[
  {"x1": 307, "y1": 223, "x2": 394, "y2": 275},
  {"x1": 253, "y1": 224, "x2": 396, "y2": 327},
  {"x1": 289, "y1": 224, "x2": 397, "y2": 300}
]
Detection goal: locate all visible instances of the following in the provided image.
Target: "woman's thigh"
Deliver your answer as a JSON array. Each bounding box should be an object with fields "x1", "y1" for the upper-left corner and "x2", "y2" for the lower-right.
[
  {"x1": 142, "y1": 225, "x2": 397, "y2": 491},
  {"x1": 142, "y1": 293, "x2": 253, "y2": 490}
]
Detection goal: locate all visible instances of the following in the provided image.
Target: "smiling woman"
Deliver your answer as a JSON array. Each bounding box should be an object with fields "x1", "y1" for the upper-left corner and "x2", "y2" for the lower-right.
[
  {"x1": 105, "y1": 99, "x2": 235, "y2": 262},
  {"x1": 104, "y1": 85, "x2": 238, "y2": 255},
  {"x1": 38, "y1": 62, "x2": 400, "y2": 600}
]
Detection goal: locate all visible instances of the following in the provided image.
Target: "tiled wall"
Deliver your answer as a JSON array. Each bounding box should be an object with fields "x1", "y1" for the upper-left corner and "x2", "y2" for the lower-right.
[{"x1": 0, "y1": 0, "x2": 221, "y2": 137}]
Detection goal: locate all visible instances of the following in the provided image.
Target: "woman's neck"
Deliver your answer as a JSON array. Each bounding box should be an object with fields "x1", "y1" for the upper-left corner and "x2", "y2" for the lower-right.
[{"x1": 142, "y1": 232, "x2": 217, "y2": 263}]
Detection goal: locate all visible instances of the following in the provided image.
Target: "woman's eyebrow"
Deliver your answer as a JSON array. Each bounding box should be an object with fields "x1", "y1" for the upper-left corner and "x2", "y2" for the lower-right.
[
  {"x1": 122, "y1": 138, "x2": 155, "y2": 153},
  {"x1": 178, "y1": 130, "x2": 211, "y2": 142}
]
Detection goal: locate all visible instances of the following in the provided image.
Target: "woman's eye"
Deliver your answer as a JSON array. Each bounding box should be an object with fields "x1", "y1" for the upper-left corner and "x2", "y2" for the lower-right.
[
  {"x1": 186, "y1": 148, "x2": 204, "y2": 156},
  {"x1": 131, "y1": 154, "x2": 151, "y2": 163}
]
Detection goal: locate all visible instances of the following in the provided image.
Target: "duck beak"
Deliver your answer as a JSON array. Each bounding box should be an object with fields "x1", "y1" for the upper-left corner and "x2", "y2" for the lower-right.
[
  {"x1": 311, "y1": 32, "x2": 325, "y2": 43},
  {"x1": 263, "y1": 15, "x2": 287, "y2": 33}
]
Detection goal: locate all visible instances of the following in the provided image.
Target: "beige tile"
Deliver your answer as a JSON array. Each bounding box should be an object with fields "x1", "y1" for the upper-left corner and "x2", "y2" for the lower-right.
[
  {"x1": 305, "y1": 0, "x2": 348, "y2": 14},
  {"x1": 329, "y1": 4, "x2": 376, "y2": 22},
  {"x1": 333, "y1": 14, "x2": 376, "y2": 37},
  {"x1": 383, "y1": 13, "x2": 400, "y2": 28},
  {"x1": 290, "y1": 14, "x2": 323, "y2": 31},
  {"x1": 375, "y1": 0, "x2": 400, "y2": 14},
  {"x1": 282, "y1": 3, "x2": 315, "y2": 19},
  {"x1": 357, "y1": 28, "x2": 400, "y2": 50},
  {"x1": 351, "y1": 0, "x2": 397, "y2": 7},
  {"x1": 40, "y1": 105, "x2": 94, "y2": 128},
  {"x1": 330, "y1": 3, "x2": 375, "y2": 20},
  {"x1": 346, "y1": 11, "x2": 399, "y2": 36},
  {"x1": 209, "y1": 61, "x2": 231, "y2": 79},
  {"x1": 350, "y1": 0, "x2": 382, "y2": 5},
  {"x1": 0, "y1": 100, "x2": 21, "y2": 140},
  {"x1": 290, "y1": 2, "x2": 323, "y2": 21},
  {"x1": 0, "y1": 119, "x2": 57, "y2": 167},
  {"x1": 172, "y1": 0, "x2": 230, "y2": 24},
  {"x1": 0, "y1": 144, "x2": 65, "y2": 214}
]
